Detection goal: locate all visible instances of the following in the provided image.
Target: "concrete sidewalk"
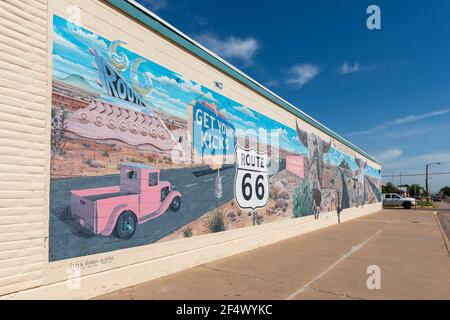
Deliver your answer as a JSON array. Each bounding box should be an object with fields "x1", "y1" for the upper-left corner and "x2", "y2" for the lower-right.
[{"x1": 97, "y1": 207, "x2": 450, "y2": 300}]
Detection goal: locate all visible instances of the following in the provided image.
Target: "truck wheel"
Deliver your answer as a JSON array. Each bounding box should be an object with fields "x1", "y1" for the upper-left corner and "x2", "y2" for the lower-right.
[
  {"x1": 115, "y1": 211, "x2": 137, "y2": 240},
  {"x1": 170, "y1": 196, "x2": 181, "y2": 212},
  {"x1": 403, "y1": 202, "x2": 412, "y2": 210}
]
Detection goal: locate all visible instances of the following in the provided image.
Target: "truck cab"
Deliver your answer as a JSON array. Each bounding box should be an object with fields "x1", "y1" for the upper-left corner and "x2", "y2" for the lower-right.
[
  {"x1": 382, "y1": 193, "x2": 416, "y2": 209},
  {"x1": 121, "y1": 165, "x2": 172, "y2": 215},
  {"x1": 71, "y1": 163, "x2": 182, "y2": 239}
]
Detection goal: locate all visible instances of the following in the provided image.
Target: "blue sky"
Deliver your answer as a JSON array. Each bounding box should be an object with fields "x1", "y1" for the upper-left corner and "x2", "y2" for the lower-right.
[{"x1": 135, "y1": 0, "x2": 450, "y2": 191}]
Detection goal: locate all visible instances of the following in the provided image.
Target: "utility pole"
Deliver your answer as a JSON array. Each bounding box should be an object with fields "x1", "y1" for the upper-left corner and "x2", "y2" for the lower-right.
[
  {"x1": 399, "y1": 172, "x2": 402, "y2": 185},
  {"x1": 426, "y1": 162, "x2": 441, "y2": 200}
]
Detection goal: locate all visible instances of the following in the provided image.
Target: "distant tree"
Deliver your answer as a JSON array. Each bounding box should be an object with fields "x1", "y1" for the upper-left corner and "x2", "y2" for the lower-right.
[
  {"x1": 410, "y1": 184, "x2": 422, "y2": 197},
  {"x1": 441, "y1": 186, "x2": 450, "y2": 197},
  {"x1": 382, "y1": 182, "x2": 400, "y2": 194}
]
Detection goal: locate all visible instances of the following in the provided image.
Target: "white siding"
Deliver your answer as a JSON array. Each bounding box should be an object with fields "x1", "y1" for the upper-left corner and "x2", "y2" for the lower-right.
[{"x1": 0, "y1": 0, "x2": 49, "y2": 296}]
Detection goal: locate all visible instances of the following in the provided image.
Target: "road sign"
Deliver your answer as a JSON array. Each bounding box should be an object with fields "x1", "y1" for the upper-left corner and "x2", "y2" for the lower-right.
[{"x1": 234, "y1": 145, "x2": 269, "y2": 210}]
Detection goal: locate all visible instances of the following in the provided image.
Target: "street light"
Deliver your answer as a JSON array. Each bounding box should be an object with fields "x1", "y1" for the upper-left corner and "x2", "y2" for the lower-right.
[{"x1": 426, "y1": 162, "x2": 440, "y2": 199}]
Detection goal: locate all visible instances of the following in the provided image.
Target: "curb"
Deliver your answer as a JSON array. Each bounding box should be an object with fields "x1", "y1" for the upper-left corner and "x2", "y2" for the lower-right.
[{"x1": 435, "y1": 210, "x2": 450, "y2": 257}]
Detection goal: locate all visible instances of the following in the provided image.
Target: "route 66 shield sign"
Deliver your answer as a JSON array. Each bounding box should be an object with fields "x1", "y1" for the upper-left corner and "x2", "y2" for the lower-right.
[{"x1": 234, "y1": 145, "x2": 269, "y2": 210}]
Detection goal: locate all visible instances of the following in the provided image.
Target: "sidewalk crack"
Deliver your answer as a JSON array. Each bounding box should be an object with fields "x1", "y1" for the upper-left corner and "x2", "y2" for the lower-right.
[
  {"x1": 200, "y1": 266, "x2": 289, "y2": 286},
  {"x1": 308, "y1": 287, "x2": 366, "y2": 300}
]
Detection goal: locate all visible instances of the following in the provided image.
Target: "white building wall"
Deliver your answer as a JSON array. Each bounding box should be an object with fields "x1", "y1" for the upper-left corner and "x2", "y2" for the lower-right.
[
  {"x1": 0, "y1": 0, "x2": 49, "y2": 296},
  {"x1": 0, "y1": 0, "x2": 381, "y2": 299}
]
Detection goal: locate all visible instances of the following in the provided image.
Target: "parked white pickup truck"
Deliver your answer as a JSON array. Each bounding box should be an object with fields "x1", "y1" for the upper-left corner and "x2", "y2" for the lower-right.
[{"x1": 382, "y1": 193, "x2": 416, "y2": 209}]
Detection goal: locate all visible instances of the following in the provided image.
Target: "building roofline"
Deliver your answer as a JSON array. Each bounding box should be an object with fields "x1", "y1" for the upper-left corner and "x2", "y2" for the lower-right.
[{"x1": 106, "y1": 0, "x2": 380, "y2": 165}]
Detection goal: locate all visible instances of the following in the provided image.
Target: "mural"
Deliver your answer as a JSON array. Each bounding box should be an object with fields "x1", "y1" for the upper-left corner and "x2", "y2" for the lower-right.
[{"x1": 49, "y1": 15, "x2": 382, "y2": 262}]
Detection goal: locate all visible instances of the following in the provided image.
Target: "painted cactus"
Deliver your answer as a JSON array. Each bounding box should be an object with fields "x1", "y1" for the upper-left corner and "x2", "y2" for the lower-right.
[{"x1": 293, "y1": 180, "x2": 314, "y2": 218}]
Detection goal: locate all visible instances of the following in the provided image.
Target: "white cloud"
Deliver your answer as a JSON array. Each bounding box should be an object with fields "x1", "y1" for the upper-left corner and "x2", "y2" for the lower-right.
[
  {"x1": 180, "y1": 78, "x2": 204, "y2": 96},
  {"x1": 340, "y1": 62, "x2": 362, "y2": 75},
  {"x1": 375, "y1": 148, "x2": 403, "y2": 163},
  {"x1": 137, "y1": 0, "x2": 169, "y2": 12},
  {"x1": 196, "y1": 33, "x2": 260, "y2": 65},
  {"x1": 146, "y1": 73, "x2": 178, "y2": 86},
  {"x1": 53, "y1": 31, "x2": 78, "y2": 50},
  {"x1": 266, "y1": 80, "x2": 280, "y2": 88},
  {"x1": 52, "y1": 54, "x2": 99, "y2": 85},
  {"x1": 381, "y1": 150, "x2": 450, "y2": 172},
  {"x1": 348, "y1": 108, "x2": 450, "y2": 137},
  {"x1": 286, "y1": 64, "x2": 320, "y2": 88},
  {"x1": 269, "y1": 127, "x2": 292, "y2": 148},
  {"x1": 384, "y1": 127, "x2": 434, "y2": 138},
  {"x1": 418, "y1": 152, "x2": 450, "y2": 164},
  {"x1": 220, "y1": 109, "x2": 256, "y2": 128},
  {"x1": 220, "y1": 109, "x2": 241, "y2": 122},
  {"x1": 145, "y1": 72, "x2": 217, "y2": 101},
  {"x1": 202, "y1": 92, "x2": 217, "y2": 102},
  {"x1": 148, "y1": 97, "x2": 186, "y2": 119},
  {"x1": 393, "y1": 109, "x2": 450, "y2": 125},
  {"x1": 233, "y1": 105, "x2": 257, "y2": 119},
  {"x1": 193, "y1": 16, "x2": 208, "y2": 27},
  {"x1": 53, "y1": 31, "x2": 92, "y2": 63},
  {"x1": 244, "y1": 121, "x2": 257, "y2": 128},
  {"x1": 273, "y1": 128, "x2": 289, "y2": 137},
  {"x1": 68, "y1": 26, "x2": 108, "y2": 50},
  {"x1": 152, "y1": 89, "x2": 188, "y2": 109},
  {"x1": 380, "y1": 151, "x2": 450, "y2": 192},
  {"x1": 375, "y1": 147, "x2": 450, "y2": 192}
]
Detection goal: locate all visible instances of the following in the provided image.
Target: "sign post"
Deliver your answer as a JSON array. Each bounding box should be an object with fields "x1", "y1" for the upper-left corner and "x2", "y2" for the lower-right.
[{"x1": 234, "y1": 145, "x2": 269, "y2": 213}]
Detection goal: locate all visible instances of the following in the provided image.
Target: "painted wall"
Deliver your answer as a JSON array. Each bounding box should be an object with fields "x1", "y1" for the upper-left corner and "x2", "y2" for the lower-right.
[
  {"x1": 49, "y1": 14, "x2": 381, "y2": 262},
  {"x1": 0, "y1": 0, "x2": 381, "y2": 299}
]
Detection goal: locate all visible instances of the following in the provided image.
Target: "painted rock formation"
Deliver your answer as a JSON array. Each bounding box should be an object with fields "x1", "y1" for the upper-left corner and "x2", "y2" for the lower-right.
[{"x1": 67, "y1": 100, "x2": 177, "y2": 152}]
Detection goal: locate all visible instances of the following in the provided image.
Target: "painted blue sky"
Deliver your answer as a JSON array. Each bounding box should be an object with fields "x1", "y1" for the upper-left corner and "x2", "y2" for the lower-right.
[
  {"x1": 52, "y1": 15, "x2": 306, "y2": 155},
  {"x1": 135, "y1": 0, "x2": 450, "y2": 191},
  {"x1": 52, "y1": 14, "x2": 382, "y2": 178}
]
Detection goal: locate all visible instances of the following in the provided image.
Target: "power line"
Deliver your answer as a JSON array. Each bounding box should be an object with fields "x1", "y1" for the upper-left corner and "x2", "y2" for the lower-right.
[{"x1": 382, "y1": 171, "x2": 450, "y2": 178}]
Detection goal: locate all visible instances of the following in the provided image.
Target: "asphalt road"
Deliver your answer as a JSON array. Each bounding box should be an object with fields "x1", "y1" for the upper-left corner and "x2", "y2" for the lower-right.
[{"x1": 49, "y1": 165, "x2": 236, "y2": 261}]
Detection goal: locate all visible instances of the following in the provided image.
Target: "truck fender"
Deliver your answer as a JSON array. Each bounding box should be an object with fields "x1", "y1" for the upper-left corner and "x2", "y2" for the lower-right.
[
  {"x1": 166, "y1": 191, "x2": 182, "y2": 205},
  {"x1": 101, "y1": 205, "x2": 134, "y2": 237},
  {"x1": 171, "y1": 191, "x2": 182, "y2": 198}
]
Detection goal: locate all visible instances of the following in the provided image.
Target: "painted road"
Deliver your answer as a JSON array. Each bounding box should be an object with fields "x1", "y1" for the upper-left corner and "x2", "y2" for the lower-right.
[{"x1": 49, "y1": 165, "x2": 236, "y2": 261}]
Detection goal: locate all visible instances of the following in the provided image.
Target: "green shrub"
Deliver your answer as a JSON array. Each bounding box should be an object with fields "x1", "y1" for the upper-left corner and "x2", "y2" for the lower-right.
[
  {"x1": 204, "y1": 210, "x2": 226, "y2": 233},
  {"x1": 183, "y1": 226, "x2": 193, "y2": 238},
  {"x1": 417, "y1": 201, "x2": 433, "y2": 207},
  {"x1": 292, "y1": 180, "x2": 314, "y2": 218},
  {"x1": 103, "y1": 151, "x2": 110, "y2": 157}
]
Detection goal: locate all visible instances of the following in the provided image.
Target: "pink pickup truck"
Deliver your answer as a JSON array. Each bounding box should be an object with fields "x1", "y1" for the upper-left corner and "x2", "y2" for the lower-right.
[{"x1": 71, "y1": 164, "x2": 181, "y2": 240}]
